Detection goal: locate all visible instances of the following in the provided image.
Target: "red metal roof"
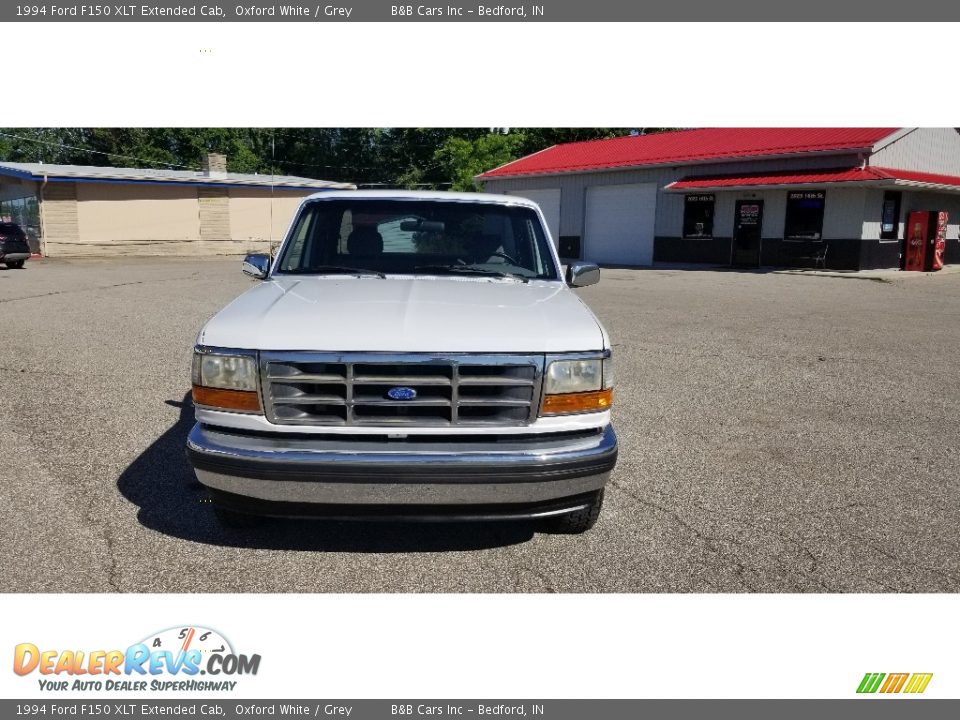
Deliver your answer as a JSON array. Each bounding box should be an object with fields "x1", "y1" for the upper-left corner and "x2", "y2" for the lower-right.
[
  {"x1": 479, "y1": 128, "x2": 899, "y2": 179},
  {"x1": 875, "y1": 167, "x2": 960, "y2": 187},
  {"x1": 666, "y1": 165, "x2": 960, "y2": 191}
]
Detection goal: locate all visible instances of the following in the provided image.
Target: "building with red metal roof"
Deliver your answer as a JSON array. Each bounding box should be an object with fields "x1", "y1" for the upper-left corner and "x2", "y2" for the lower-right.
[{"x1": 478, "y1": 128, "x2": 960, "y2": 271}]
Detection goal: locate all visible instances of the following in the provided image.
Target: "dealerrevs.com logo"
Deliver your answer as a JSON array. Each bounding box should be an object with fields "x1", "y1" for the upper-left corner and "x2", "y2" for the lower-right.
[
  {"x1": 857, "y1": 673, "x2": 933, "y2": 695},
  {"x1": 13, "y1": 626, "x2": 261, "y2": 692}
]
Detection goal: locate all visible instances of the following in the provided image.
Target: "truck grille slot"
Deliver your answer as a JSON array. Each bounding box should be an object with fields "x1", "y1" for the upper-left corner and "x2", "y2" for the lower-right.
[{"x1": 261, "y1": 353, "x2": 542, "y2": 427}]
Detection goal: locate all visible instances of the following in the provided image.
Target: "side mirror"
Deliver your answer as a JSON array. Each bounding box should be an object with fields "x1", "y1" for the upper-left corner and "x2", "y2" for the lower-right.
[
  {"x1": 242, "y1": 253, "x2": 271, "y2": 279},
  {"x1": 566, "y1": 261, "x2": 600, "y2": 288}
]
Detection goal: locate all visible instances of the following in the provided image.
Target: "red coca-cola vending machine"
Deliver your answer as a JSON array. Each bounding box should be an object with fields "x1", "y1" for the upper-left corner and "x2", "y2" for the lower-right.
[{"x1": 904, "y1": 211, "x2": 948, "y2": 271}]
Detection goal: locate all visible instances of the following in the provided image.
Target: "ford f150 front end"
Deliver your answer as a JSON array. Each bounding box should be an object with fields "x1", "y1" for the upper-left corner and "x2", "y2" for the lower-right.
[{"x1": 186, "y1": 190, "x2": 617, "y2": 533}]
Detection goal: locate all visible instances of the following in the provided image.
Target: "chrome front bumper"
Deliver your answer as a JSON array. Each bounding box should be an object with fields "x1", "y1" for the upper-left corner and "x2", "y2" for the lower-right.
[{"x1": 186, "y1": 423, "x2": 617, "y2": 509}]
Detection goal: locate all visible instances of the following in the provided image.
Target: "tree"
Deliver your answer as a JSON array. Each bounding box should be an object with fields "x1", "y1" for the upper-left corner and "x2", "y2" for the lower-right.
[
  {"x1": 434, "y1": 132, "x2": 528, "y2": 192},
  {"x1": 516, "y1": 128, "x2": 629, "y2": 156},
  {"x1": 0, "y1": 127, "x2": 672, "y2": 189}
]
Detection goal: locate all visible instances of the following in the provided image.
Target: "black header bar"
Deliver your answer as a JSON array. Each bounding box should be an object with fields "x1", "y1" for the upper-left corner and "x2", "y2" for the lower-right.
[
  {"x1": 2, "y1": 700, "x2": 959, "y2": 719},
  {"x1": 3, "y1": 0, "x2": 956, "y2": 21}
]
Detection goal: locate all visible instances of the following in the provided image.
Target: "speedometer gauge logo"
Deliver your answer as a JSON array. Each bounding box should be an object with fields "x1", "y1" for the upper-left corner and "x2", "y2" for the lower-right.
[{"x1": 141, "y1": 626, "x2": 234, "y2": 658}]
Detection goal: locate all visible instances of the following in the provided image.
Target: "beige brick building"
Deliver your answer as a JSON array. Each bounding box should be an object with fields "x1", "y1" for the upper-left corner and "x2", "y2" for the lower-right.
[{"x1": 0, "y1": 153, "x2": 354, "y2": 257}]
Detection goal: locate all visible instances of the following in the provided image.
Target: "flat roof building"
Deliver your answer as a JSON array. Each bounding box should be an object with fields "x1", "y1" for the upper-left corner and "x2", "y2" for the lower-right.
[
  {"x1": 478, "y1": 128, "x2": 960, "y2": 271},
  {"x1": 0, "y1": 153, "x2": 355, "y2": 257}
]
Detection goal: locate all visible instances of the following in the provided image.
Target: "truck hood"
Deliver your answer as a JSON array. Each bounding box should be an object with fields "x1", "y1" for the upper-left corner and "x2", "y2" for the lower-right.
[{"x1": 199, "y1": 276, "x2": 606, "y2": 353}]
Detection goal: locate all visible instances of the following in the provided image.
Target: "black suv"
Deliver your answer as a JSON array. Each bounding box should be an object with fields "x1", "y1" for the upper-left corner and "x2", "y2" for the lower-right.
[{"x1": 0, "y1": 222, "x2": 31, "y2": 269}]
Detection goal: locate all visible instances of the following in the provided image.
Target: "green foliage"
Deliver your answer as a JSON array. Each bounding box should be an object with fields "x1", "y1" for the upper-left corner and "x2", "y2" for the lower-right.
[
  {"x1": 435, "y1": 132, "x2": 528, "y2": 192},
  {"x1": 516, "y1": 128, "x2": 630, "y2": 156},
  {"x1": 0, "y1": 127, "x2": 672, "y2": 188}
]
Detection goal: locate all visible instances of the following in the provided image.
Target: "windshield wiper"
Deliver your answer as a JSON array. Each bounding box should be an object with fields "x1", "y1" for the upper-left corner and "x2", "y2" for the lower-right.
[
  {"x1": 414, "y1": 264, "x2": 530, "y2": 283},
  {"x1": 286, "y1": 265, "x2": 386, "y2": 278}
]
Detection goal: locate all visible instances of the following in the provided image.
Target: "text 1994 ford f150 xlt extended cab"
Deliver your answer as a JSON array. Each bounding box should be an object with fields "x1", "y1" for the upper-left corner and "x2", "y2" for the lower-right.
[{"x1": 186, "y1": 190, "x2": 617, "y2": 533}]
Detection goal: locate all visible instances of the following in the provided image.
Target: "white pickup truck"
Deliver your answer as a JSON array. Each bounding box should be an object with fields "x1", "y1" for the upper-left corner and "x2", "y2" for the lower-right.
[{"x1": 186, "y1": 190, "x2": 617, "y2": 533}]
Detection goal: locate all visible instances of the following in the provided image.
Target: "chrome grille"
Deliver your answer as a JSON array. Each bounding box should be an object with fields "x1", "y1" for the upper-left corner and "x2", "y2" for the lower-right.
[{"x1": 261, "y1": 353, "x2": 543, "y2": 427}]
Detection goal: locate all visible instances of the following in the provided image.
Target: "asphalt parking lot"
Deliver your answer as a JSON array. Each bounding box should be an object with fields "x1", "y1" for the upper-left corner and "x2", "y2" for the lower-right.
[{"x1": 1, "y1": 257, "x2": 958, "y2": 592}]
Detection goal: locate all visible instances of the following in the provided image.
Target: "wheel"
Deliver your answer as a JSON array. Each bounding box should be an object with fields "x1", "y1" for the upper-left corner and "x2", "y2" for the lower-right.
[
  {"x1": 5, "y1": 260, "x2": 25, "y2": 269},
  {"x1": 544, "y1": 489, "x2": 604, "y2": 534},
  {"x1": 213, "y1": 504, "x2": 264, "y2": 529}
]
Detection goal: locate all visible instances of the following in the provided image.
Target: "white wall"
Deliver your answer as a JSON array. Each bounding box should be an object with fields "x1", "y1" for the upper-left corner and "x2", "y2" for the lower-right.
[
  {"x1": 76, "y1": 183, "x2": 201, "y2": 242},
  {"x1": 872, "y1": 128, "x2": 960, "y2": 176},
  {"x1": 228, "y1": 188, "x2": 312, "y2": 244},
  {"x1": 862, "y1": 188, "x2": 960, "y2": 241},
  {"x1": 822, "y1": 187, "x2": 867, "y2": 239}
]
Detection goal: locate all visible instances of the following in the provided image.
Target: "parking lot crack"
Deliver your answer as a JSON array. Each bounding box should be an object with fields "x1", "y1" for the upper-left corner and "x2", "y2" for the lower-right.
[
  {"x1": 844, "y1": 532, "x2": 958, "y2": 588},
  {"x1": 0, "y1": 364, "x2": 138, "y2": 379},
  {"x1": 0, "y1": 274, "x2": 201, "y2": 305},
  {"x1": 85, "y1": 504, "x2": 122, "y2": 592},
  {"x1": 524, "y1": 565, "x2": 557, "y2": 593},
  {"x1": 685, "y1": 499, "x2": 834, "y2": 589},
  {"x1": 611, "y1": 480, "x2": 757, "y2": 591}
]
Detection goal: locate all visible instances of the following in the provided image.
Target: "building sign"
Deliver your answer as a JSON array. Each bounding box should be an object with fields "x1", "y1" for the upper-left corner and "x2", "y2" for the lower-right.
[
  {"x1": 881, "y1": 190, "x2": 902, "y2": 239},
  {"x1": 788, "y1": 191, "x2": 826, "y2": 202},
  {"x1": 738, "y1": 203, "x2": 761, "y2": 225},
  {"x1": 683, "y1": 194, "x2": 715, "y2": 238},
  {"x1": 882, "y1": 201, "x2": 897, "y2": 233}
]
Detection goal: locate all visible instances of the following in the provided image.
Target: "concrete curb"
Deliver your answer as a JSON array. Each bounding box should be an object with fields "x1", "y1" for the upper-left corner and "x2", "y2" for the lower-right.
[
  {"x1": 772, "y1": 265, "x2": 960, "y2": 282},
  {"x1": 639, "y1": 261, "x2": 960, "y2": 282}
]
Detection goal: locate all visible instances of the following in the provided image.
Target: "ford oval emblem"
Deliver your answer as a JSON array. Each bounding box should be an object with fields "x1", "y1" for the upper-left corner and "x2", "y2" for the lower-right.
[{"x1": 387, "y1": 386, "x2": 417, "y2": 401}]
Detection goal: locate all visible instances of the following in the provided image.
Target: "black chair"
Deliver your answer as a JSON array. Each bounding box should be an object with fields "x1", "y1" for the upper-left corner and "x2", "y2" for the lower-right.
[
  {"x1": 346, "y1": 226, "x2": 384, "y2": 257},
  {"x1": 795, "y1": 243, "x2": 829, "y2": 269},
  {"x1": 812, "y1": 243, "x2": 829, "y2": 269}
]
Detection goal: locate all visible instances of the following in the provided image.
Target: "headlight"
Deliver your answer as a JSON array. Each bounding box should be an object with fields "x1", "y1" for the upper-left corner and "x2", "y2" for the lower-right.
[
  {"x1": 541, "y1": 357, "x2": 613, "y2": 416},
  {"x1": 192, "y1": 348, "x2": 261, "y2": 413},
  {"x1": 193, "y1": 352, "x2": 258, "y2": 391},
  {"x1": 544, "y1": 359, "x2": 603, "y2": 394}
]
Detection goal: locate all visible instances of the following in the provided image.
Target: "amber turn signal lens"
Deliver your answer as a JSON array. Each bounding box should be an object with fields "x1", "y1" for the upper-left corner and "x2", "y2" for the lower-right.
[
  {"x1": 541, "y1": 388, "x2": 613, "y2": 416},
  {"x1": 192, "y1": 385, "x2": 262, "y2": 413}
]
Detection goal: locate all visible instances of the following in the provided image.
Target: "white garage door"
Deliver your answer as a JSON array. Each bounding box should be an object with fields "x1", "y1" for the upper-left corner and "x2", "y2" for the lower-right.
[
  {"x1": 505, "y1": 188, "x2": 561, "y2": 248},
  {"x1": 584, "y1": 183, "x2": 658, "y2": 266}
]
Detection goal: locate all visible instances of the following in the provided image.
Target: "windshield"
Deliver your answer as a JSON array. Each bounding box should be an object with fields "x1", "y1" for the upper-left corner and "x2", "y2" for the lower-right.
[{"x1": 274, "y1": 199, "x2": 559, "y2": 281}]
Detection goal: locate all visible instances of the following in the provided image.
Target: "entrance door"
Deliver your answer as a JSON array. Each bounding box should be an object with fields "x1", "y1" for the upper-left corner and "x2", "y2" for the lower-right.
[{"x1": 732, "y1": 200, "x2": 764, "y2": 267}]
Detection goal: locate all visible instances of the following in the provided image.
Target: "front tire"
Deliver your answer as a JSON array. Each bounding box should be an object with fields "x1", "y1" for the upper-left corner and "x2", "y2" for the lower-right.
[
  {"x1": 544, "y1": 489, "x2": 604, "y2": 534},
  {"x1": 5, "y1": 260, "x2": 25, "y2": 269}
]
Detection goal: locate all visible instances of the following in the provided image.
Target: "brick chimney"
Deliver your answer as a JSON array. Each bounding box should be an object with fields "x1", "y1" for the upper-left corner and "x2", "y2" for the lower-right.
[{"x1": 202, "y1": 152, "x2": 228, "y2": 179}]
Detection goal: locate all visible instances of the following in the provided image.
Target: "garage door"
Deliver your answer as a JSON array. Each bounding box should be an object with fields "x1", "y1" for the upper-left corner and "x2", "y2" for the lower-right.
[
  {"x1": 505, "y1": 188, "x2": 561, "y2": 248},
  {"x1": 584, "y1": 183, "x2": 658, "y2": 266}
]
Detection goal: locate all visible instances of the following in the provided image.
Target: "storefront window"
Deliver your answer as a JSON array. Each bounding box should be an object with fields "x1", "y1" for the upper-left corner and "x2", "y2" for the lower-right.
[
  {"x1": 682, "y1": 194, "x2": 714, "y2": 238},
  {"x1": 784, "y1": 191, "x2": 825, "y2": 241},
  {"x1": 880, "y1": 190, "x2": 901, "y2": 240}
]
